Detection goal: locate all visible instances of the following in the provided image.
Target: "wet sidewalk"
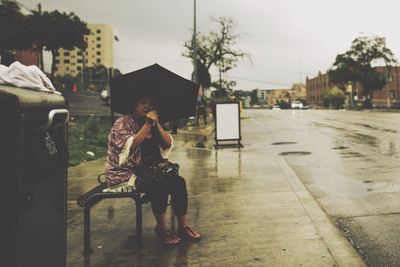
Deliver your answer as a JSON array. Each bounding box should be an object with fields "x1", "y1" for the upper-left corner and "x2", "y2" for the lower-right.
[{"x1": 67, "y1": 122, "x2": 365, "y2": 267}]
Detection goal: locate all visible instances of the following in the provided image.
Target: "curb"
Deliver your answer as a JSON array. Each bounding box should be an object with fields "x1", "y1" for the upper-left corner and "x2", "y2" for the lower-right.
[{"x1": 275, "y1": 156, "x2": 366, "y2": 267}]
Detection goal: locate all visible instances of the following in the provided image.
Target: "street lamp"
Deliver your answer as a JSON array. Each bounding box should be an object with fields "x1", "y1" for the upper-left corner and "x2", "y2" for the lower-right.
[{"x1": 346, "y1": 82, "x2": 353, "y2": 109}]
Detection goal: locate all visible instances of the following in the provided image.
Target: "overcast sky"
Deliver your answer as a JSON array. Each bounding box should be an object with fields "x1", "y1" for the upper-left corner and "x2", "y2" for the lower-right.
[{"x1": 18, "y1": 0, "x2": 400, "y2": 90}]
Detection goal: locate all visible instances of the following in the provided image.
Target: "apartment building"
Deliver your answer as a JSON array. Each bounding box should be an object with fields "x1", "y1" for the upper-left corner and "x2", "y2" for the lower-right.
[
  {"x1": 291, "y1": 83, "x2": 307, "y2": 102},
  {"x1": 54, "y1": 23, "x2": 113, "y2": 76},
  {"x1": 256, "y1": 89, "x2": 268, "y2": 104}
]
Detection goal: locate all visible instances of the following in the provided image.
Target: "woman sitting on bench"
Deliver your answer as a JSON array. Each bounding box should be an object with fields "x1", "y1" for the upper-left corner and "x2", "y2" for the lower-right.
[{"x1": 105, "y1": 95, "x2": 200, "y2": 245}]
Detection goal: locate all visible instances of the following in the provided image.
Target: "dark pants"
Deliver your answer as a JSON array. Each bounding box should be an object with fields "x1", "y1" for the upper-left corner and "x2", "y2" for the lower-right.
[{"x1": 137, "y1": 174, "x2": 188, "y2": 216}]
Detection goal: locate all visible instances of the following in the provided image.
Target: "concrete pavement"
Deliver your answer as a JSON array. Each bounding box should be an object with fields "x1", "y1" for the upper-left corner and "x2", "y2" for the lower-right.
[{"x1": 67, "y1": 121, "x2": 365, "y2": 267}]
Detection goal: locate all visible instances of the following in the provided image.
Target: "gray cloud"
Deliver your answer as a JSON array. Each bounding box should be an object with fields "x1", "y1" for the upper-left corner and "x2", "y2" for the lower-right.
[{"x1": 19, "y1": 0, "x2": 400, "y2": 90}]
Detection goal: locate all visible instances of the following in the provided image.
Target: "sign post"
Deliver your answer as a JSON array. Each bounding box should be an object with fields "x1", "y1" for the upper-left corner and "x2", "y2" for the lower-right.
[{"x1": 214, "y1": 102, "x2": 243, "y2": 148}]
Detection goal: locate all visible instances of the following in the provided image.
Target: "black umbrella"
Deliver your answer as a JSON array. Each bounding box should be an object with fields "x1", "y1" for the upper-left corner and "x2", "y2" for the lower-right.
[{"x1": 110, "y1": 64, "x2": 199, "y2": 123}]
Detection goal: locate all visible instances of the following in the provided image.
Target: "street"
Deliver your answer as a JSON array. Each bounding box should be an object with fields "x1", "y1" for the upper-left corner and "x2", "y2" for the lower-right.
[{"x1": 243, "y1": 109, "x2": 400, "y2": 266}]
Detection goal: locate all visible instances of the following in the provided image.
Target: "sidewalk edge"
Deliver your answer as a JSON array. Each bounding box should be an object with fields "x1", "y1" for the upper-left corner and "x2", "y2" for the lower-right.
[{"x1": 275, "y1": 156, "x2": 366, "y2": 267}]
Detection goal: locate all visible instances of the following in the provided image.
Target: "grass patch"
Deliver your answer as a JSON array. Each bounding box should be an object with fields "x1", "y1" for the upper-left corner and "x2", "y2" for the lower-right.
[{"x1": 68, "y1": 116, "x2": 109, "y2": 167}]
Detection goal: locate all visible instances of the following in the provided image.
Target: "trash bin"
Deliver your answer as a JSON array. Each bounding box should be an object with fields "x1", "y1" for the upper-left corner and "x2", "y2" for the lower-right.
[{"x1": 0, "y1": 85, "x2": 69, "y2": 267}]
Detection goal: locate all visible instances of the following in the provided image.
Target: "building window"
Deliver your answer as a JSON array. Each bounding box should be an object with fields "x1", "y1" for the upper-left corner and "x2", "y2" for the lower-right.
[
  {"x1": 97, "y1": 44, "x2": 101, "y2": 48},
  {"x1": 96, "y1": 51, "x2": 101, "y2": 56},
  {"x1": 96, "y1": 29, "x2": 101, "y2": 34},
  {"x1": 77, "y1": 66, "x2": 82, "y2": 71},
  {"x1": 64, "y1": 59, "x2": 70, "y2": 64},
  {"x1": 96, "y1": 37, "x2": 101, "y2": 41},
  {"x1": 97, "y1": 58, "x2": 101, "y2": 63},
  {"x1": 55, "y1": 59, "x2": 60, "y2": 64},
  {"x1": 77, "y1": 51, "x2": 82, "y2": 56},
  {"x1": 64, "y1": 51, "x2": 70, "y2": 56},
  {"x1": 77, "y1": 59, "x2": 83, "y2": 63}
]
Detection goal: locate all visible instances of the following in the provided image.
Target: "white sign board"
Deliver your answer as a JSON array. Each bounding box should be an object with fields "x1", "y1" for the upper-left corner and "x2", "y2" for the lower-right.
[{"x1": 215, "y1": 102, "x2": 240, "y2": 141}]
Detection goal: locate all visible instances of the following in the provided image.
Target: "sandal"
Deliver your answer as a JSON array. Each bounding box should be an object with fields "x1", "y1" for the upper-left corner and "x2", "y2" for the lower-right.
[
  {"x1": 177, "y1": 226, "x2": 201, "y2": 240},
  {"x1": 154, "y1": 227, "x2": 181, "y2": 245}
]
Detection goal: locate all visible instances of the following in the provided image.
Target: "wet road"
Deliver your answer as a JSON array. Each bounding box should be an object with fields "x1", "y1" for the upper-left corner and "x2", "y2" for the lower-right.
[
  {"x1": 244, "y1": 109, "x2": 400, "y2": 266},
  {"x1": 66, "y1": 90, "x2": 111, "y2": 116}
]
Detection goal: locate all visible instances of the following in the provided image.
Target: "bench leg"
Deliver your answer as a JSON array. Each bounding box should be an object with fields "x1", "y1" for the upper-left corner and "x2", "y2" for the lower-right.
[
  {"x1": 83, "y1": 206, "x2": 93, "y2": 254},
  {"x1": 136, "y1": 200, "x2": 142, "y2": 246}
]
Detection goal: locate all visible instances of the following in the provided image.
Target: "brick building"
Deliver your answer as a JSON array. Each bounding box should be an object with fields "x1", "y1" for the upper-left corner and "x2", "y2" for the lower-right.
[
  {"x1": 306, "y1": 67, "x2": 400, "y2": 107},
  {"x1": 305, "y1": 72, "x2": 333, "y2": 106}
]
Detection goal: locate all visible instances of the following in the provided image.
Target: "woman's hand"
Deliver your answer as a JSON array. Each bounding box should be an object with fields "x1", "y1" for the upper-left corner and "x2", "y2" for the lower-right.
[
  {"x1": 145, "y1": 111, "x2": 159, "y2": 127},
  {"x1": 146, "y1": 111, "x2": 159, "y2": 125}
]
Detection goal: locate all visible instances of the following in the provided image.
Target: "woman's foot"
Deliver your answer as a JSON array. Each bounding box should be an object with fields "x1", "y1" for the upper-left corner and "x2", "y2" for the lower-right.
[
  {"x1": 177, "y1": 226, "x2": 201, "y2": 240},
  {"x1": 154, "y1": 226, "x2": 181, "y2": 245}
]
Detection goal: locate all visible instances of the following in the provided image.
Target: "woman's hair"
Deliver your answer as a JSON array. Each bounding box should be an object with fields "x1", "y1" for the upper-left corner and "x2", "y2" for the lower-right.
[{"x1": 133, "y1": 96, "x2": 156, "y2": 107}]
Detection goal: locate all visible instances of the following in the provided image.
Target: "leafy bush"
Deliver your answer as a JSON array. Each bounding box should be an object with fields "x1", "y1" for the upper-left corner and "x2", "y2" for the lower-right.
[
  {"x1": 68, "y1": 117, "x2": 109, "y2": 166},
  {"x1": 324, "y1": 87, "x2": 346, "y2": 109}
]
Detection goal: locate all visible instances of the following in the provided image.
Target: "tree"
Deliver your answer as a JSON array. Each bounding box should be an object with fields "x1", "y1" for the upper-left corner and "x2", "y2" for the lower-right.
[
  {"x1": 0, "y1": 0, "x2": 28, "y2": 64},
  {"x1": 324, "y1": 87, "x2": 346, "y2": 109},
  {"x1": 26, "y1": 9, "x2": 89, "y2": 77},
  {"x1": 328, "y1": 36, "x2": 397, "y2": 108},
  {"x1": 79, "y1": 64, "x2": 109, "y2": 91},
  {"x1": 183, "y1": 17, "x2": 249, "y2": 89}
]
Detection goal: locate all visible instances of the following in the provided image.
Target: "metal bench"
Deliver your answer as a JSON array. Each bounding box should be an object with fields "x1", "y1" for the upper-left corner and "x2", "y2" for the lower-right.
[{"x1": 77, "y1": 174, "x2": 150, "y2": 254}]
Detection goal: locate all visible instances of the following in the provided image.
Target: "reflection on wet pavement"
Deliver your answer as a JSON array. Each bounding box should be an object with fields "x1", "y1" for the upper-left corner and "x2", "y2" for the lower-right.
[{"x1": 67, "y1": 109, "x2": 399, "y2": 266}]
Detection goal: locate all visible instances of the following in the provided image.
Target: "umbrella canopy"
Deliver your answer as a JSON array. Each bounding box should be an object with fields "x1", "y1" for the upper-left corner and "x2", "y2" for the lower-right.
[{"x1": 110, "y1": 64, "x2": 199, "y2": 123}]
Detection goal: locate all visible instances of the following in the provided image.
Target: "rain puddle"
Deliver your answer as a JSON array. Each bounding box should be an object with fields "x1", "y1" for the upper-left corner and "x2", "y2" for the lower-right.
[
  {"x1": 363, "y1": 181, "x2": 400, "y2": 194},
  {"x1": 311, "y1": 174, "x2": 400, "y2": 197},
  {"x1": 354, "y1": 123, "x2": 397, "y2": 134},
  {"x1": 271, "y1": 142, "x2": 297, "y2": 145},
  {"x1": 345, "y1": 132, "x2": 378, "y2": 147},
  {"x1": 279, "y1": 151, "x2": 312, "y2": 156},
  {"x1": 332, "y1": 146, "x2": 349, "y2": 150}
]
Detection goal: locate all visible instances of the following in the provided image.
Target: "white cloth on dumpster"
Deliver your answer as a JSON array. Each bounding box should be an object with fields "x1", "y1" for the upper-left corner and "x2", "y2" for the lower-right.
[{"x1": 0, "y1": 61, "x2": 59, "y2": 94}]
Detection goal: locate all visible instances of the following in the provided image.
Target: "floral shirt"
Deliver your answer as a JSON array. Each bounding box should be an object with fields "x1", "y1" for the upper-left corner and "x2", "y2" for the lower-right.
[{"x1": 105, "y1": 115, "x2": 173, "y2": 186}]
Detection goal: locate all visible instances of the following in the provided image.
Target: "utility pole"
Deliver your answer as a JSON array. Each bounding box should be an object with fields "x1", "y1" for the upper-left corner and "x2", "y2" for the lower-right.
[
  {"x1": 37, "y1": 3, "x2": 44, "y2": 71},
  {"x1": 193, "y1": 0, "x2": 198, "y2": 84},
  {"x1": 173, "y1": 0, "x2": 198, "y2": 135}
]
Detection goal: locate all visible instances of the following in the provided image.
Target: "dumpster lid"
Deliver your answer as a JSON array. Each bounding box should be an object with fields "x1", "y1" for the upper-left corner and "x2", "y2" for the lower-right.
[{"x1": 0, "y1": 85, "x2": 65, "y2": 111}]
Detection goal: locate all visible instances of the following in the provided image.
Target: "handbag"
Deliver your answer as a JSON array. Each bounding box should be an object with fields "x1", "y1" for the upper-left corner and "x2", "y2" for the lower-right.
[{"x1": 138, "y1": 156, "x2": 180, "y2": 185}]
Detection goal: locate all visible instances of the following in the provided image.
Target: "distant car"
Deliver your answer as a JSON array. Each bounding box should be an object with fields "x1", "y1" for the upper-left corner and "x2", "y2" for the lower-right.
[
  {"x1": 272, "y1": 105, "x2": 281, "y2": 110},
  {"x1": 291, "y1": 101, "x2": 303, "y2": 109},
  {"x1": 100, "y1": 89, "x2": 111, "y2": 105}
]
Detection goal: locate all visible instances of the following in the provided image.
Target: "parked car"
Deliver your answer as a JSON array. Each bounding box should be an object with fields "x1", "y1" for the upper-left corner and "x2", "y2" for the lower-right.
[
  {"x1": 291, "y1": 101, "x2": 303, "y2": 109},
  {"x1": 272, "y1": 105, "x2": 281, "y2": 110},
  {"x1": 100, "y1": 89, "x2": 111, "y2": 105}
]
